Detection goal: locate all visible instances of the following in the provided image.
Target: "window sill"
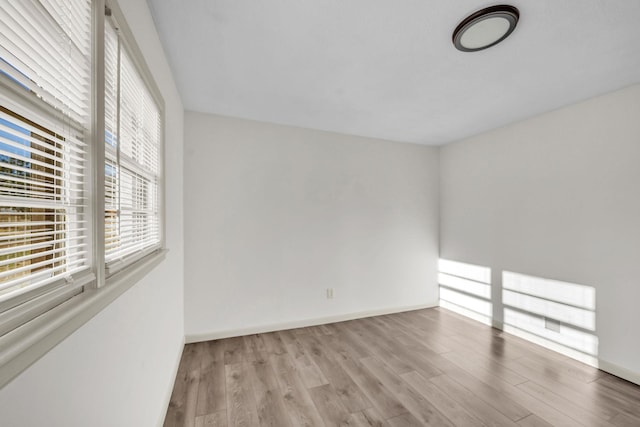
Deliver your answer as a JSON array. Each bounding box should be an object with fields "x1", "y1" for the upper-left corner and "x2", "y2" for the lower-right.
[{"x1": 0, "y1": 249, "x2": 168, "y2": 389}]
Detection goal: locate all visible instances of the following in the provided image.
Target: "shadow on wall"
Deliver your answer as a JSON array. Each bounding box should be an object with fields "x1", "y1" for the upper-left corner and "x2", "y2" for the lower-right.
[{"x1": 438, "y1": 259, "x2": 599, "y2": 367}]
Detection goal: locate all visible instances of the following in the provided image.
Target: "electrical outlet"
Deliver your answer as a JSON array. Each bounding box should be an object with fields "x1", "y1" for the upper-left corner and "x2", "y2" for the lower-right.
[{"x1": 326, "y1": 288, "x2": 334, "y2": 299}]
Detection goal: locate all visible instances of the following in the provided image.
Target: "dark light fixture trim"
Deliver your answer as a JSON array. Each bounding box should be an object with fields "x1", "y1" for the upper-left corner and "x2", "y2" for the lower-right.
[{"x1": 453, "y1": 5, "x2": 519, "y2": 52}]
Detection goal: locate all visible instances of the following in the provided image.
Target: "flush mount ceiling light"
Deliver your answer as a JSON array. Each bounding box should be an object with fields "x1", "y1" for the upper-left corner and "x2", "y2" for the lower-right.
[{"x1": 453, "y1": 5, "x2": 519, "y2": 52}]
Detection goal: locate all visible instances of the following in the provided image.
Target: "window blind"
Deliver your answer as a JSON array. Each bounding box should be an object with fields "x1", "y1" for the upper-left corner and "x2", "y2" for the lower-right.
[
  {"x1": 105, "y1": 21, "x2": 161, "y2": 268},
  {"x1": 0, "y1": 0, "x2": 92, "y2": 309}
]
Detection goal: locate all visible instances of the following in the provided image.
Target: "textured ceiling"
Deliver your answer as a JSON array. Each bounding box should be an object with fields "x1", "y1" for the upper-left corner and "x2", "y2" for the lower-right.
[{"x1": 147, "y1": 0, "x2": 640, "y2": 145}]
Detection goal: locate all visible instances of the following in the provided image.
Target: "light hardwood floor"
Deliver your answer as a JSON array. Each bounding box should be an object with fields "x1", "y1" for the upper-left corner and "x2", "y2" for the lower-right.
[{"x1": 164, "y1": 308, "x2": 640, "y2": 426}]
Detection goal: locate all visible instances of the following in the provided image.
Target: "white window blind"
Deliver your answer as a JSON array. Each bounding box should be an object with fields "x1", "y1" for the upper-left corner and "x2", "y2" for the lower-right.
[
  {"x1": 0, "y1": 0, "x2": 92, "y2": 316},
  {"x1": 0, "y1": 0, "x2": 166, "y2": 386},
  {"x1": 105, "y1": 21, "x2": 161, "y2": 269}
]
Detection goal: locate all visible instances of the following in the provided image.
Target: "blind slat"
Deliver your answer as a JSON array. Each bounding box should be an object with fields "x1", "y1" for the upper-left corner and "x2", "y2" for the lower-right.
[
  {"x1": 0, "y1": 0, "x2": 91, "y2": 306},
  {"x1": 105, "y1": 20, "x2": 161, "y2": 264}
]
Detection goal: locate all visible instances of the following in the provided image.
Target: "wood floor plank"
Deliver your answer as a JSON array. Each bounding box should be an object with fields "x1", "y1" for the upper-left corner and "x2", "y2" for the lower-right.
[
  {"x1": 323, "y1": 331, "x2": 370, "y2": 360},
  {"x1": 418, "y1": 308, "x2": 488, "y2": 337},
  {"x1": 164, "y1": 360, "x2": 189, "y2": 426},
  {"x1": 376, "y1": 314, "x2": 451, "y2": 354},
  {"x1": 197, "y1": 341, "x2": 226, "y2": 416},
  {"x1": 195, "y1": 411, "x2": 228, "y2": 427},
  {"x1": 184, "y1": 358, "x2": 203, "y2": 427},
  {"x1": 248, "y1": 357, "x2": 292, "y2": 426},
  {"x1": 165, "y1": 343, "x2": 203, "y2": 427},
  {"x1": 516, "y1": 414, "x2": 554, "y2": 427},
  {"x1": 277, "y1": 329, "x2": 298, "y2": 346},
  {"x1": 440, "y1": 343, "x2": 528, "y2": 386},
  {"x1": 261, "y1": 331, "x2": 288, "y2": 356},
  {"x1": 248, "y1": 359, "x2": 279, "y2": 395},
  {"x1": 337, "y1": 356, "x2": 408, "y2": 419},
  {"x1": 332, "y1": 329, "x2": 378, "y2": 361},
  {"x1": 480, "y1": 328, "x2": 574, "y2": 365},
  {"x1": 401, "y1": 370, "x2": 487, "y2": 427},
  {"x1": 429, "y1": 374, "x2": 519, "y2": 427},
  {"x1": 386, "y1": 412, "x2": 425, "y2": 427},
  {"x1": 225, "y1": 363, "x2": 259, "y2": 427},
  {"x1": 242, "y1": 334, "x2": 268, "y2": 363},
  {"x1": 285, "y1": 337, "x2": 309, "y2": 360},
  {"x1": 517, "y1": 355, "x2": 596, "y2": 387},
  {"x1": 165, "y1": 308, "x2": 640, "y2": 427},
  {"x1": 359, "y1": 357, "x2": 455, "y2": 427},
  {"x1": 597, "y1": 374, "x2": 640, "y2": 396},
  {"x1": 589, "y1": 385, "x2": 640, "y2": 420},
  {"x1": 516, "y1": 380, "x2": 617, "y2": 427},
  {"x1": 524, "y1": 350, "x2": 604, "y2": 384},
  {"x1": 299, "y1": 334, "x2": 372, "y2": 413},
  {"x1": 308, "y1": 384, "x2": 353, "y2": 427},
  {"x1": 308, "y1": 324, "x2": 332, "y2": 336},
  {"x1": 174, "y1": 368, "x2": 200, "y2": 427},
  {"x1": 359, "y1": 408, "x2": 389, "y2": 426},
  {"x1": 434, "y1": 352, "x2": 580, "y2": 426},
  {"x1": 321, "y1": 322, "x2": 342, "y2": 334},
  {"x1": 298, "y1": 362, "x2": 329, "y2": 389},
  {"x1": 610, "y1": 411, "x2": 640, "y2": 427},
  {"x1": 487, "y1": 381, "x2": 582, "y2": 427},
  {"x1": 293, "y1": 326, "x2": 313, "y2": 335},
  {"x1": 446, "y1": 330, "x2": 530, "y2": 362},
  {"x1": 285, "y1": 338, "x2": 328, "y2": 388},
  {"x1": 594, "y1": 374, "x2": 640, "y2": 408},
  {"x1": 438, "y1": 361, "x2": 532, "y2": 422},
  {"x1": 224, "y1": 337, "x2": 247, "y2": 365},
  {"x1": 337, "y1": 321, "x2": 415, "y2": 375},
  {"x1": 270, "y1": 353, "x2": 325, "y2": 427},
  {"x1": 348, "y1": 408, "x2": 389, "y2": 426},
  {"x1": 501, "y1": 356, "x2": 620, "y2": 420},
  {"x1": 364, "y1": 318, "x2": 444, "y2": 379}
]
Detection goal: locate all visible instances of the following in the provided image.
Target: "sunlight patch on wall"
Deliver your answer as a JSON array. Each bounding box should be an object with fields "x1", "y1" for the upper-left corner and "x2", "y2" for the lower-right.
[
  {"x1": 439, "y1": 259, "x2": 492, "y2": 325},
  {"x1": 439, "y1": 259, "x2": 491, "y2": 284},
  {"x1": 502, "y1": 271, "x2": 598, "y2": 367}
]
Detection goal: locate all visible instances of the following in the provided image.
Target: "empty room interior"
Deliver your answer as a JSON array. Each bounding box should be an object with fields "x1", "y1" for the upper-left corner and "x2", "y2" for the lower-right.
[{"x1": 1, "y1": 0, "x2": 640, "y2": 426}]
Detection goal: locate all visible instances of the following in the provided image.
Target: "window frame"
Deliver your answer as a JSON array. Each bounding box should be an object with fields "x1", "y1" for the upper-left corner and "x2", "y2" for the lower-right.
[
  {"x1": 0, "y1": 0, "x2": 167, "y2": 388},
  {"x1": 101, "y1": 4, "x2": 165, "y2": 277}
]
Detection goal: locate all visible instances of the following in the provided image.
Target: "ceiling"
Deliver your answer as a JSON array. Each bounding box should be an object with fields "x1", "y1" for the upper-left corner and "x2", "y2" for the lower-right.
[{"x1": 147, "y1": 0, "x2": 640, "y2": 145}]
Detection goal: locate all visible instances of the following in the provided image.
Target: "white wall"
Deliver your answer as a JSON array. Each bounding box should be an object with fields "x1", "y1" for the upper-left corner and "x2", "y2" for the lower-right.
[
  {"x1": 184, "y1": 113, "x2": 439, "y2": 340},
  {"x1": 0, "y1": 1, "x2": 185, "y2": 425},
  {"x1": 440, "y1": 84, "x2": 640, "y2": 381}
]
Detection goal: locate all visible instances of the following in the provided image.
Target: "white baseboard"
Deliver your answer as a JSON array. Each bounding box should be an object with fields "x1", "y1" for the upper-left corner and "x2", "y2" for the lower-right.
[
  {"x1": 156, "y1": 335, "x2": 186, "y2": 427},
  {"x1": 185, "y1": 302, "x2": 437, "y2": 344},
  {"x1": 598, "y1": 359, "x2": 640, "y2": 386}
]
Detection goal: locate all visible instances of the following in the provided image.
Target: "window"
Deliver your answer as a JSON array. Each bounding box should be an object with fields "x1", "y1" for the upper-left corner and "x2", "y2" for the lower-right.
[
  {"x1": 104, "y1": 17, "x2": 162, "y2": 273},
  {"x1": 0, "y1": 0, "x2": 164, "y2": 385},
  {"x1": 0, "y1": 0, "x2": 93, "y2": 332}
]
